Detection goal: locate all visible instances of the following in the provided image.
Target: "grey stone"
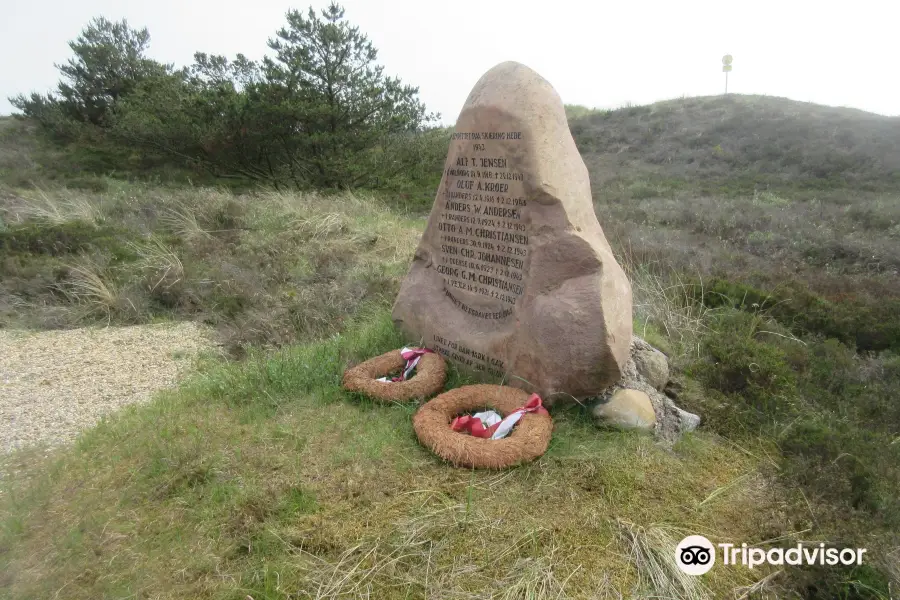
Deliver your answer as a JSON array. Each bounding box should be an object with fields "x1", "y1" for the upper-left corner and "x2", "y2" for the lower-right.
[
  {"x1": 632, "y1": 336, "x2": 669, "y2": 391},
  {"x1": 664, "y1": 380, "x2": 683, "y2": 400},
  {"x1": 674, "y1": 406, "x2": 701, "y2": 432},
  {"x1": 589, "y1": 337, "x2": 694, "y2": 443}
]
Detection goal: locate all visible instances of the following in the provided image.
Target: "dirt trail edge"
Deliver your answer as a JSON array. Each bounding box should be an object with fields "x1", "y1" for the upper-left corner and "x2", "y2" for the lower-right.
[{"x1": 1, "y1": 322, "x2": 214, "y2": 453}]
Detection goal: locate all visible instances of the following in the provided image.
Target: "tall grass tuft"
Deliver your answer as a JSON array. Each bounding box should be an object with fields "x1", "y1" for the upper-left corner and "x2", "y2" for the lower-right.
[
  {"x1": 618, "y1": 242, "x2": 714, "y2": 360},
  {"x1": 159, "y1": 204, "x2": 211, "y2": 240},
  {"x1": 614, "y1": 519, "x2": 711, "y2": 600},
  {"x1": 129, "y1": 236, "x2": 185, "y2": 293},
  {"x1": 10, "y1": 187, "x2": 103, "y2": 225},
  {"x1": 53, "y1": 257, "x2": 130, "y2": 322}
]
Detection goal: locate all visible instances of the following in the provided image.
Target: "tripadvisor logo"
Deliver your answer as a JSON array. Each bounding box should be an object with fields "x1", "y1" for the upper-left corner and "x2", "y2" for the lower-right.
[
  {"x1": 676, "y1": 535, "x2": 716, "y2": 575},
  {"x1": 676, "y1": 536, "x2": 868, "y2": 575}
]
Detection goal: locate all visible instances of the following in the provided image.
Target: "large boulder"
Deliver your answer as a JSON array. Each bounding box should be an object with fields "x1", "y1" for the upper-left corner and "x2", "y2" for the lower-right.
[{"x1": 392, "y1": 61, "x2": 632, "y2": 402}]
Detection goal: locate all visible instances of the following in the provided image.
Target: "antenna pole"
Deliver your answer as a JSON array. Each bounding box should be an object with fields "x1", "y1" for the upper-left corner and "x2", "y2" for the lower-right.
[{"x1": 721, "y1": 54, "x2": 733, "y2": 95}]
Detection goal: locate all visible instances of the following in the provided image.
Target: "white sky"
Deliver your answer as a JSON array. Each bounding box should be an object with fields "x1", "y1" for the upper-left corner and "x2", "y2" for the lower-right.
[{"x1": 2, "y1": 0, "x2": 899, "y2": 124}]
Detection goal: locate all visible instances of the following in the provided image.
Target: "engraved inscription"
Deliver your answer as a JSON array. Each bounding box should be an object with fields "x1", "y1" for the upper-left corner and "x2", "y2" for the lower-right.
[
  {"x1": 432, "y1": 333, "x2": 505, "y2": 378},
  {"x1": 437, "y1": 130, "x2": 527, "y2": 314}
]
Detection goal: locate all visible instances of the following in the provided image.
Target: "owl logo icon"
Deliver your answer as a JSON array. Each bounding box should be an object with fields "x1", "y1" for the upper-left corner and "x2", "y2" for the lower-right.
[{"x1": 676, "y1": 535, "x2": 716, "y2": 575}]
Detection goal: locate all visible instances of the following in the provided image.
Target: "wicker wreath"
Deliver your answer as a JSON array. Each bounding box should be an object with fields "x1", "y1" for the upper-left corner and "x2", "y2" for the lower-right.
[
  {"x1": 341, "y1": 349, "x2": 447, "y2": 402},
  {"x1": 413, "y1": 384, "x2": 553, "y2": 469}
]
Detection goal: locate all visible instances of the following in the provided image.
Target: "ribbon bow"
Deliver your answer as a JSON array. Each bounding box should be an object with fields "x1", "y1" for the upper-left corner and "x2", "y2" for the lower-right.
[
  {"x1": 451, "y1": 394, "x2": 548, "y2": 440},
  {"x1": 378, "y1": 347, "x2": 434, "y2": 382}
]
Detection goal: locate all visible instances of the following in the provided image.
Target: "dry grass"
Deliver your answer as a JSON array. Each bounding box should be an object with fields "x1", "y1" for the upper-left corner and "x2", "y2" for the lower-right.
[
  {"x1": 883, "y1": 548, "x2": 900, "y2": 600},
  {"x1": 732, "y1": 569, "x2": 783, "y2": 599},
  {"x1": 614, "y1": 520, "x2": 710, "y2": 600},
  {"x1": 129, "y1": 236, "x2": 185, "y2": 292},
  {"x1": 52, "y1": 257, "x2": 129, "y2": 321},
  {"x1": 496, "y1": 554, "x2": 577, "y2": 600},
  {"x1": 1, "y1": 184, "x2": 423, "y2": 350},
  {"x1": 631, "y1": 268, "x2": 711, "y2": 353},
  {"x1": 274, "y1": 501, "x2": 576, "y2": 599},
  {"x1": 293, "y1": 212, "x2": 346, "y2": 239},
  {"x1": 159, "y1": 204, "x2": 212, "y2": 240},
  {"x1": 3, "y1": 186, "x2": 103, "y2": 225},
  {"x1": 616, "y1": 243, "x2": 714, "y2": 362}
]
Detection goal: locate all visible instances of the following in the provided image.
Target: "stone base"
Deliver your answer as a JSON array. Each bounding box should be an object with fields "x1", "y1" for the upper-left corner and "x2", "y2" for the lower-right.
[{"x1": 589, "y1": 335, "x2": 700, "y2": 442}]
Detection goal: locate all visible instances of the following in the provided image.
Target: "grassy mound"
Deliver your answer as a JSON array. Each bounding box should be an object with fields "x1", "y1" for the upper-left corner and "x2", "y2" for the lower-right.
[{"x1": 1, "y1": 310, "x2": 794, "y2": 599}]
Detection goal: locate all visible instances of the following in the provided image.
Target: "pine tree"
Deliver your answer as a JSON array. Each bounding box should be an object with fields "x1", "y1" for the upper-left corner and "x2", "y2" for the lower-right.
[
  {"x1": 11, "y1": 17, "x2": 169, "y2": 128},
  {"x1": 259, "y1": 3, "x2": 438, "y2": 187}
]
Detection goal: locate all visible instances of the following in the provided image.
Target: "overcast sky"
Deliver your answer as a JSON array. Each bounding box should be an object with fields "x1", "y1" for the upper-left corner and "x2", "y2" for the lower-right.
[{"x1": 2, "y1": 0, "x2": 899, "y2": 124}]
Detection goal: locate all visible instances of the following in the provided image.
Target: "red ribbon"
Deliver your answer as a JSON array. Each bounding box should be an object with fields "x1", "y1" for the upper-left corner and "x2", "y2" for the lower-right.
[
  {"x1": 521, "y1": 394, "x2": 549, "y2": 415},
  {"x1": 400, "y1": 347, "x2": 433, "y2": 361},
  {"x1": 451, "y1": 393, "x2": 548, "y2": 438},
  {"x1": 449, "y1": 415, "x2": 495, "y2": 438},
  {"x1": 386, "y1": 347, "x2": 434, "y2": 382}
]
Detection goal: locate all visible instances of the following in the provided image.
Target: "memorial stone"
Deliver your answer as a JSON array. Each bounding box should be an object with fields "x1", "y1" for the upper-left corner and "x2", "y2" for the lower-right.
[{"x1": 392, "y1": 61, "x2": 632, "y2": 401}]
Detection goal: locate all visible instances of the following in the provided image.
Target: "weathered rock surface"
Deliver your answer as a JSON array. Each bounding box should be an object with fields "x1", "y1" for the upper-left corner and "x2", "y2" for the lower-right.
[
  {"x1": 632, "y1": 337, "x2": 669, "y2": 391},
  {"x1": 392, "y1": 61, "x2": 632, "y2": 402},
  {"x1": 673, "y1": 405, "x2": 701, "y2": 432},
  {"x1": 592, "y1": 389, "x2": 657, "y2": 430}
]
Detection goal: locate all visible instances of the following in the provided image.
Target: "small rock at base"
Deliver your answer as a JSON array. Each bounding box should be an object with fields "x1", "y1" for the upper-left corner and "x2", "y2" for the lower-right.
[
  {"x1": 592, "y1": 389, "x2": 657, "y2": 431},
  {"x1": 675, "y1": 406, "x2": 701, "y2": 432},
  {"x1": 633, "y1": 344, "x2": 669, "y2": 391}
]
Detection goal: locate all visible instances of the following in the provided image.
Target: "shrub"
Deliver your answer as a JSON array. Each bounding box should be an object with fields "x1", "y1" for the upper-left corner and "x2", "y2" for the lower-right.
[
  {"x1": 695, "y1": 277, "x2": 900, "y2": 353},
  {"x1": 779, "y1": 418, "x2": 898, "y2": 519},
  {"x1": 0, "y1": 222, "x2": 132, "y2": 257},
  {"x1": 690, "y1": 310, "x2": 800, "y2": 431},
  {"x1": 686, "y1": 303, "x2": 900, "y2": 536},
  {"x1": 783, "y1": 562, "x2": 893, "y2": 600}
]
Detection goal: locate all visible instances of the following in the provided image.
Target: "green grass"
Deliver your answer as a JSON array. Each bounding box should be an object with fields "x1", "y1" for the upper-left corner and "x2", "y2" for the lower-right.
[{"x1": 2, "y1": 306, "x2": 897, "y2": 598}]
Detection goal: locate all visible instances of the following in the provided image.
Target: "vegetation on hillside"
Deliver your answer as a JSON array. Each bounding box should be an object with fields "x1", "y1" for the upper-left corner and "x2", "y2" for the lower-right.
[
  {"x1": 2, "y1": 7, "x2": 899, "y2": 600},
  {"x1": 572, "y1": 97, "x2": 900, "y2": 599},
  {"x1": 9, "y1": 5, "x2": 447, "y2": 191},
  {"x1": 572, "y1": 95, "x2": 900, "y2": 192},
  {"x1": 0, "y1": 178, "x2": 421, "y2": 357},
  {"x1": 0, "y1": 309, "x2": 807, "y2": 599}
]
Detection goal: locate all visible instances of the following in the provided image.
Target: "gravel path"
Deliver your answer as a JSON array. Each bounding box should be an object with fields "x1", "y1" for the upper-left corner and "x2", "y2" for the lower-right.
[{"x1": 0, "y1": 323, "x2": 214, "y2": 453}]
